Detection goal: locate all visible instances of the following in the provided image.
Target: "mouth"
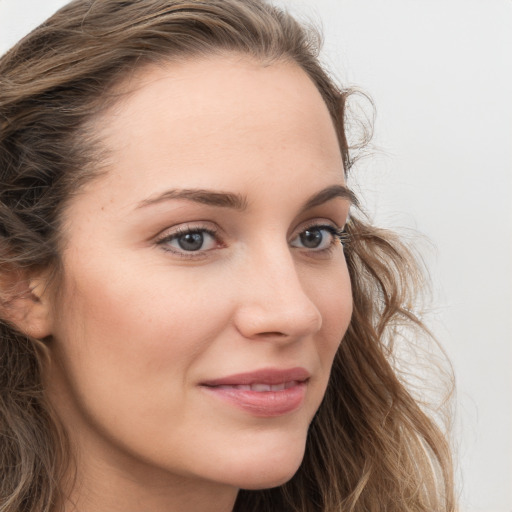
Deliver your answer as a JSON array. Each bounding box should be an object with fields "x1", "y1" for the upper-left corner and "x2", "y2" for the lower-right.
[
  {"x1": 200, "y1": 367, "x2": 310, "y2": 417},
  {"x1": 210, "y1": 381, "x2": 303, "y2": 392}
]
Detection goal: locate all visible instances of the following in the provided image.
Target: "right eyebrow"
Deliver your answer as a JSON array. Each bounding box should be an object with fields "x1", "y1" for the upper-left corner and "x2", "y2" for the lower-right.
[{"x1": 136, "y1": 188, "x2": 248, "y2": 211}]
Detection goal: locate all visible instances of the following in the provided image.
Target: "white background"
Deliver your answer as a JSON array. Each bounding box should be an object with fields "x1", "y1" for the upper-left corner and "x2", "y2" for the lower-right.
[{"x1": 1, "y1": 1, "x2": 510, "y2": 511}]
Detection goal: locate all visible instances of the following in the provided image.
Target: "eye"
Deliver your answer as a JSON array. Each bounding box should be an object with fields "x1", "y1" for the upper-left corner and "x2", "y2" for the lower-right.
[
  {"x1": 157, "y1": 227, "x2": 218, "y2": 254},
  {"x1": 290, "y1": 224, "x2": 342, "y2": 251}
]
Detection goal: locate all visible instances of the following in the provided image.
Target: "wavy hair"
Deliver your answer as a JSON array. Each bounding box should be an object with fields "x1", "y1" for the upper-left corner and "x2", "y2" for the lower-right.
[{"x1": 0, "y1": 1, "x2": 455, "y2": 510}]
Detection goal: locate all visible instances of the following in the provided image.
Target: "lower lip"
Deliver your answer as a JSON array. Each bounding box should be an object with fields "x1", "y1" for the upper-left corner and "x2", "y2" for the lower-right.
[{"x1": 201, "y1": 382, "x2": 307, "y2": 417}]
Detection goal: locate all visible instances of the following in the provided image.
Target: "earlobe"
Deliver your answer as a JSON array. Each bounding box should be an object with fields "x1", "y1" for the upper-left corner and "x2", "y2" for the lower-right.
[{"x1": 0, "y1": 272, "x2": 53, "y2": 339}]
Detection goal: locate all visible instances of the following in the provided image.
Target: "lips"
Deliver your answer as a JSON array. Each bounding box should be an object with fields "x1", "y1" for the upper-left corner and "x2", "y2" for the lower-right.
[
  {"x1": 201, "y1": 367, "x2": 310, "y2": 387},
  {"x1": 200, "y1": 367, "x2": 310, "y2": 417}
]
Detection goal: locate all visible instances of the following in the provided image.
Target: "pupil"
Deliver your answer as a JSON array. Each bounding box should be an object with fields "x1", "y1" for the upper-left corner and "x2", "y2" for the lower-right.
[
  {"x1": 300, "y1": 229, "x2": 322, "y2": 248},
  {"x1": 178, "y1": 232, "x2": 204, "y2": 251}
]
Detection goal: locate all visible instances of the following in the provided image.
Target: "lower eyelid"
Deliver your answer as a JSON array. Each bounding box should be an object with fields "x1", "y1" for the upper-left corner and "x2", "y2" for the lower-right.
[
  {"x1": 289, "y1": 225, "x2": 341, "y2": 251},
  {"x1": 155, "y1": 222, "x2": 344, "y2": 257},
  {"x1": 155, "y1": 226, "x2": 221, "y2": 254}
]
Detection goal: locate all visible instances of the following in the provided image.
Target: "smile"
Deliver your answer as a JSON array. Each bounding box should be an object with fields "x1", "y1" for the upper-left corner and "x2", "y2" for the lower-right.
[
  {"x1": 211, "y1": 381, "x2": 301, "y2": 392},
  {"x1": 200, "y1": 368, "x2": 310, "y2": 417}
]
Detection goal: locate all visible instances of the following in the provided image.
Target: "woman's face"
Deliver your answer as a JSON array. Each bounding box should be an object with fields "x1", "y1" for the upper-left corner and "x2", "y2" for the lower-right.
[{"x1": 45, "y1": 55, "x2": 352, "y2": 500}]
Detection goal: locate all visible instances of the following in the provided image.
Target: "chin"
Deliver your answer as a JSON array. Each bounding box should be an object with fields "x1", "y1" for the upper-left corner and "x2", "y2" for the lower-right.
[{"x1": 215, "y1": 437, "x2": 307, "y2": 491}]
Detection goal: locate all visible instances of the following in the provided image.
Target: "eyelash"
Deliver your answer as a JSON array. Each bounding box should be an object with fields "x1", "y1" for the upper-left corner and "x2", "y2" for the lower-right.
[
  {"x1": 155, "y1": 222, "x2": 348, "y2": 259},
  {"x1": 156, "y1": 224, "x2": 220, "y2": 259},
  {"x1": 293, "y1": 223, "x2": 349, "y2": 253}
]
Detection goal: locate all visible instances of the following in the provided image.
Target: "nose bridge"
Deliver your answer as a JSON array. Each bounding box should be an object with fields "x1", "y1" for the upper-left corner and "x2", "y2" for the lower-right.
[{"x1": 234, "y1": 239, "x2": 322, "y2": 339}]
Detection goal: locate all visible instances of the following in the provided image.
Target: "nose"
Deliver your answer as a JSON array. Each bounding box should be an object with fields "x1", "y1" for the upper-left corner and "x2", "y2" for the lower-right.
[{"x1": 233, "y1": 248, "x2": 323, "y2": 341}]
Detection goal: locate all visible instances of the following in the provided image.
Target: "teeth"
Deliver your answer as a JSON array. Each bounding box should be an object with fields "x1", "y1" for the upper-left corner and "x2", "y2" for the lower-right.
[
  {"x1": 251, "y1": 383, "x2": 271, "y2": 392},
  {"x1": 213, "y1": 381, "x2": 300, "y2": 392}
]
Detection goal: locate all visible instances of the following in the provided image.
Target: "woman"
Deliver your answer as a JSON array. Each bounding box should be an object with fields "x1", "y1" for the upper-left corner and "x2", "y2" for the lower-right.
[{"x1": 0, "y1": 1, "x2": 455, "y2": 511}]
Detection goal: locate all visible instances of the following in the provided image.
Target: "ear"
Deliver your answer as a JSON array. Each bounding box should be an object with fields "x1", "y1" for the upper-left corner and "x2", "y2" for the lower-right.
[{"x1": 0, "y1": 270, "x2": 53, "y2": 339}]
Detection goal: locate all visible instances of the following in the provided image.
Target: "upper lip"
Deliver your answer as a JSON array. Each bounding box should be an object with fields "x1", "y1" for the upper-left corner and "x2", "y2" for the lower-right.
[{"x1": 201, "y1": 367, "x2": 310, "y2": 387}]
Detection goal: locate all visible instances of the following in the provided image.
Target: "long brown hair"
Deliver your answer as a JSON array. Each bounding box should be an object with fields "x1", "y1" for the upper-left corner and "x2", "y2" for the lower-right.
[{"x1": 0, "y1": 1, "x2": 455, "y2": 510}]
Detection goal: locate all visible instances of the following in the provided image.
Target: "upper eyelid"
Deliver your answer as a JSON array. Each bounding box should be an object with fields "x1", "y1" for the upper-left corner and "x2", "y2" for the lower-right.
[
  {"x1": 154, "y1": 218, "x2": 346, "y2": 240},
  {"x1": 155, "y1": 225, "x2": 342, "y2": 259},
  {"x1": 154, "y1": 222, "x2": 219, "y2": 241},
  {"x1": 291, "y1": 218, "x2": 345, "y2": 237},
  {"x1": 154, "y1": 224, "x2": 221, "y2": 258}
]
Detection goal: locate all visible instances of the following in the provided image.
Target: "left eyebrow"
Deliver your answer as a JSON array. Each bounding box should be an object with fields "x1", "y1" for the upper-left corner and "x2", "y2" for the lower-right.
[{"x1": 300, "y1": 184, "x2": 357, "y2": 212}]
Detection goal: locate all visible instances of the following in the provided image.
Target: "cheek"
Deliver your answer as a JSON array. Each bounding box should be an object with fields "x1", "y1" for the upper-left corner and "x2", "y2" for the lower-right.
[
  {"x1": 47, "y1": 260, "x2": 239, "y2": 461},
  {"x1": 52, "y1": 261, "x2": 232, "y2": 379},
  {"x1": 307, "y1": 258, "x2": 352, "y2": 366}
]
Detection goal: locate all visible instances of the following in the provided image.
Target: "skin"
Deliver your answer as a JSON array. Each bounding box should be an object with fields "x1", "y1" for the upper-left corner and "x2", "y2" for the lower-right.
[{"x1": 37, "y1": 54, "x2": 353, "y2": 512}]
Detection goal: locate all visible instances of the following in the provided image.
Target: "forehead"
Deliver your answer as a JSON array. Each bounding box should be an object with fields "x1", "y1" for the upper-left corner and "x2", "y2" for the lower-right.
[{"x1": 82, "y1": 54, "x2": 344, "y2": 209}]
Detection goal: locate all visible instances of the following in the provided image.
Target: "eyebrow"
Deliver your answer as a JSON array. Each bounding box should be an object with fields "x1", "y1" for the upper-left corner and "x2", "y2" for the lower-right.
[
  {"x1": 136, "y1": 184, "x2": 356, "y2": 211},
  {"x1": 300, "y1": 184, "x2": 358, "y2": 212},
  {"x1": 137, "y1": 188, "x2": 248, "y2": 210}
]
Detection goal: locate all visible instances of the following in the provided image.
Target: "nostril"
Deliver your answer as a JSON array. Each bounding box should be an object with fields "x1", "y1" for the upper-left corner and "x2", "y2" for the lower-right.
[{"x1": 257, "y1": 331, "x2": 287, "y2": 338}]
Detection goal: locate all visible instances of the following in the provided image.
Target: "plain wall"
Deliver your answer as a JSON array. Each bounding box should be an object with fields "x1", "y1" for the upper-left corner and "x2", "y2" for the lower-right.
[{"x1": 1, "y1": 1, "x2": 511, "y2": 510}]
